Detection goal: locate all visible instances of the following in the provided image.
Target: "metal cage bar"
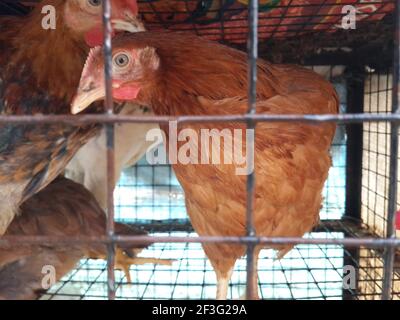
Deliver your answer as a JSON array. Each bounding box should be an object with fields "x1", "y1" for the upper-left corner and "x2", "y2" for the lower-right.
[
  {"x1": 345, "y1": 66, "x2": 365, "y2": 222},
  {"x1": 102, "y1": 0, "x2": 116, "y2": 300},
  {"x1": 0, "y1": 0, "x2": 399, "y2": 300},
  {"x1": 245, "y1": 0, "x2": 258, "y2": 300},
  {"x1": 3, "y1": 112, "x2": 400, "y2": 125},
  {"x1": 1, "y1": 234, "x2": 400, "y2": 247},
  {"x1": 382, "y1": 0, "x2": 400, "y2": 300}
]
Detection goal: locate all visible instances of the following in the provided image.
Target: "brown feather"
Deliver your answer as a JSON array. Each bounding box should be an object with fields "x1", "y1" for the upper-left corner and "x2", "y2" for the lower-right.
[
  {"x1": 0, "y1": 0, "x2": 139, "y2": 234},
  {"x1": 96, "y1": 31, "x2": 339, "y2": 297},
  {"x1": 0, "y1": 177, "x2": 150, "y2": 300}
]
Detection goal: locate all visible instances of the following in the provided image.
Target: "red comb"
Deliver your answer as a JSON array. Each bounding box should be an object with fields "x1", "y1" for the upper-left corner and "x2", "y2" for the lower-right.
[{"x1": 125, "y1": 0, "x2": 138, "y2": 15}]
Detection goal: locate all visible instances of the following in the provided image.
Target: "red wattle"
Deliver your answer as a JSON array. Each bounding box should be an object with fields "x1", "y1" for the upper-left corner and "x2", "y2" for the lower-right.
[
  {"x1": 396, "y1": 210, "x2": 400, "y2": 230},
  {"x1": 84, "y1": 27, "x2": 116, "y2": 47},
  {"x1": 125, "y1": 0, "x2": 138, "y2": 15},
  {"x1": 113, "y1": 86, "x2": 141, "y2": 100}
]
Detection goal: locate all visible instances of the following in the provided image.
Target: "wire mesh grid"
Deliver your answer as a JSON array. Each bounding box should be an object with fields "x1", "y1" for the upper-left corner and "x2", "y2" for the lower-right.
[
  {"x1": 38, "y1": 65, "x2": 399, "y2": 300},
  {"x1": 362, "y1": 70, "x2": 393, "y2": 237},
  {"x1": 1, "y1": 1, "x2": 395, "y2": 44},
  {"x1": 40, "y1": 233, "x2": 348, "y2": 300},
  {"x1": 39, "y1": 226, "x2": 400, "y2": 300},
  {"x1": 0, "y1": 0, "x2": 399, "y2": 300},
  {"x1": 136, "y1": 0, "x2": 395, "y2": 43}
]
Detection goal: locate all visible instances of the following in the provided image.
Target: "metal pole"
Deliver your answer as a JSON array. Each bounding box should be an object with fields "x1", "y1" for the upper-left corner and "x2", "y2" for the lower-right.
[
  {"x1": 345, "y1": 66, "x2": 364, "y2": 222},
  {"x1": 102, "y1": 0, "x2": 116, "y2": 300},
  {"x1": 3, "y1": 113, "x2": 400, "y2": 126},
  {"x1": 343, "y1": 66, "x2": 365, "y2": 300},
  {"x1": 1, "y1": 234, "x2": 400, "y2": 247},
  {"x1": 382, "y1": 0, "x2": 400, "y2": 300},
  {"x1": 246, "y1": 0, "x2": 258, "y2": 300}
]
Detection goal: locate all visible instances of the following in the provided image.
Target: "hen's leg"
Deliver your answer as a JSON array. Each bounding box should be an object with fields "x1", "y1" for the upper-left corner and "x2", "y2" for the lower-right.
[
  {"x1": 216, "y1": 268, "x2": 234, "y2": 300},
  {"x1": 122, "y1": 265, "x2": 132, "y2": 283},
  {"x1": 203, "y1": 243, "x2": 237, "y2": 300},
  {"x1": 114, "y1": 250, "x2": 174, "y2": 283}
]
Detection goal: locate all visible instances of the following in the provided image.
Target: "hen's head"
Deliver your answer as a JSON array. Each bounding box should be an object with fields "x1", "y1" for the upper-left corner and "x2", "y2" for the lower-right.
[
  {"x1": 34, "y1": 0, "x2": 143, "y2": 47},
  {"x1": 65, "y1": 0, "x2": 143, "y2": 46},
  {"x1": 71, "y1": 37, "x2": 160, "y2": 114}
]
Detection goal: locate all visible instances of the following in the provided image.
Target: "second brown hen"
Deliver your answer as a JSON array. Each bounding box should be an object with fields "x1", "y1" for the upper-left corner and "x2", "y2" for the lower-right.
[
  {"x1": 0, "y1": 177, "x2": 173, "y2": 300},
  {"x1": 0, "y1": 0, "x2": 142, "y2": 235}
]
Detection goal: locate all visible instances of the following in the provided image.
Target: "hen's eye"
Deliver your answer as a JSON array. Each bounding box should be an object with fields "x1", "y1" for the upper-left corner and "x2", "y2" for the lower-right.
[
  {"x1": 113, "y1": 53, "x2": 130, "y2": 68},
  {"x1": 88, "y1": 0, "x2": 102, "y2": 7}
]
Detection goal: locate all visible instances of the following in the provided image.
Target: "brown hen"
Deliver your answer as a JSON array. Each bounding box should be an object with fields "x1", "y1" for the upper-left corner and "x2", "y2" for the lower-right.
[
  {"x1": 72, "y1": 31, "x2": 338, "y2": 299},
  {"x1": 0, "y1": 0, "x2": 141, "y2": 234},
  {"x1": 0, "y1": 176, "x2": 173, "y2": 300}
]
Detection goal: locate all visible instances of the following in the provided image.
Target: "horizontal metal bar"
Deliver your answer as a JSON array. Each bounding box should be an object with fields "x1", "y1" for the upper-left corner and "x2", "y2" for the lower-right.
[
  {"x1": 1, "y1": 235, "x2": 400, "y2": 248},
  {"x1": 131, "y1": 218, "x2": 362, "y2": 234},
  {"x1": 1, "y1": 113, "x2": 400, "y2": 125}
]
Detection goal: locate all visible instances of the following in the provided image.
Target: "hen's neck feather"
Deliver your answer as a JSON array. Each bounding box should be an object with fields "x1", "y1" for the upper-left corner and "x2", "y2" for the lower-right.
[
  {"x1": 7, "y1": 2, "x2": 87, "y2": 102},
  {"x1": 124, "y1": 32, "x2": 278, "y2": 115}
]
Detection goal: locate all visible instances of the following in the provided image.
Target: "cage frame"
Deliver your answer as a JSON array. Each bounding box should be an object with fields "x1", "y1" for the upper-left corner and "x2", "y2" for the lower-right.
[{"x1": 0, "y1": 0, "x2": 399, "y2": 300}]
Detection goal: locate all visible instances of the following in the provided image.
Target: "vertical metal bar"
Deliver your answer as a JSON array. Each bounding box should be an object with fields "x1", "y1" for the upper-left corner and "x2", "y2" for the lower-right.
[
  {"x1": 103, "y1": 0, "x2": 114, "y2": 115},
  {"x1": 246, "y1": 0, "x2": 258, "y2": 300},
  {"x1": 382, "y1": 0, "x2": 400, "y2": 300},
  {"x1": 343, "y1": 67, "x2": 364, "y2": 300},
  {"x1": 102, "y1": 0, "x2": 116, "y2": 300},
  {"x1": 345, "y1": 66, "x2": 364, "y2": 223}
]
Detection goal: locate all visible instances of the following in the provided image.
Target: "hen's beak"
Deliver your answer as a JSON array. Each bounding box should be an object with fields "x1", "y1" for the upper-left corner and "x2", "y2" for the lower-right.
[
  {"x1": 73, "y1": 14, "x2": 144, "y2": 115},
  {"x1": 71, "y1": 80, "x2": 105, "y2": 115},
  {"x1": 111, "y1": 0, "x2": 144, "y2": 33},
  {"x1": 112, "y1": 18, "x2": 145, "y2": 33}
]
